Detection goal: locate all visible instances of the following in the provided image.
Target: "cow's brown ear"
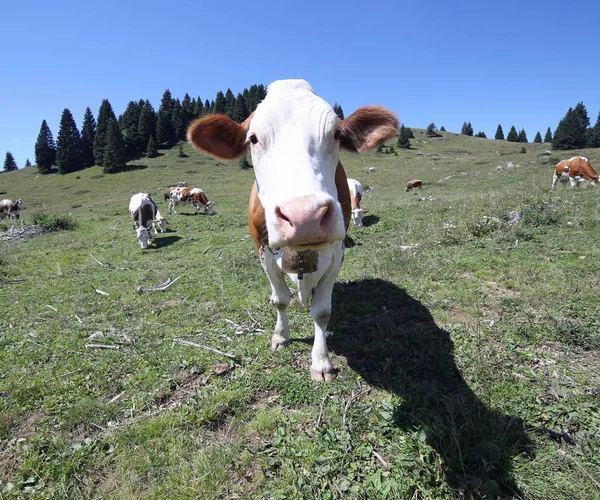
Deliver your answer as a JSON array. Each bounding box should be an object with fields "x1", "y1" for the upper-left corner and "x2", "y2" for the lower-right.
[
  {"x1": 187, "y1": 114, "x2": 249, "y2": 160},
  {"x1": 340, "y1": 106, "x2": 399, "y2": 153}
]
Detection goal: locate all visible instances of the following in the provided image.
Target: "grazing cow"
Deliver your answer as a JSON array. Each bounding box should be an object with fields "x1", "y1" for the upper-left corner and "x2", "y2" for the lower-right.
[
  {"x1": 188, "y1": 79, "x2": 398, "y2": 381},
  {"x1": 552, "y1": 156, "x2": 599, "y2": 189},
  {"x1": 347, "y1": 178, "x2": 368, "y2": 227},
  {"x1": 405, "y1": 179, "x2": 422, "y2": 191},
  {"x1": 0, "y1": 198, "x2": 26, "y2": 226},
  {"x1": 129, "y1": 193, "x2": 162, "y2": 248},
  {"x1": 167, "y1": 186, "x2": 215, "y2": 215}
]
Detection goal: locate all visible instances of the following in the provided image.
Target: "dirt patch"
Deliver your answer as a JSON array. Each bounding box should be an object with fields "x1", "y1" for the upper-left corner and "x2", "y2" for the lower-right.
[
  {"x1": 0, "y1": 412, "x2": 45, "y2": 481},
  {"x1": 250, "y1": 390, "x2": 279, "y2": 409}
]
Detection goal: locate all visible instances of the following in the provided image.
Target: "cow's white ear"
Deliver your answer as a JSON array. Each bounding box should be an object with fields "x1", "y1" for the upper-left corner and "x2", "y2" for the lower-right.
[{"x1": 188, "y1": 115, "x2": 248, "y2": 160}]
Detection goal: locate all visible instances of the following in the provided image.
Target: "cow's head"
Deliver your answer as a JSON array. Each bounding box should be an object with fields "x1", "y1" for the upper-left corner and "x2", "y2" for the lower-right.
[
  {"x1": 204, "y1": 201, "x2": 216, "y2": 216},
  {"x1": 188, "y1": 79, "x2": 398, "y2": 250},
  {"x1": 136, "y1": 227, "x2": 150, "y2": 249},
  {"x1": 15, "y1": 199, "x2": 26, "y2": 210},
  {"x1": 351, "y1": 208, "x2": 366, "y2": 227},
  {"x1": 156, "y1": 216, "x2": 167, "y2": 233}
]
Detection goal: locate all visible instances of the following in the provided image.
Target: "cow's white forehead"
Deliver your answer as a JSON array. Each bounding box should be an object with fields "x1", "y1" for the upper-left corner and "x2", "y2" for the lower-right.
[{"x1": 252, "y1": 79, "x2": 338, "y2": 137}]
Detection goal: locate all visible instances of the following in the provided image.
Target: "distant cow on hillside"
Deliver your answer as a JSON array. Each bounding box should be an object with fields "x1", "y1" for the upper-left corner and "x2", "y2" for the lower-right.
[
  {"x1": 0, "y1": 198, "x2": 26, "y2": 223},
  {"x1": 405, "y1": 179, "x2": 422, "y2": 191},
  {"x1": 129, "y1": 193, "x2": 165, "y2": 249},
  {"x1": 347, "y1": 178, "x2": 368, "y2": 227},
  {"x1": 166, "y1": 186, "x2": 215, "y2": 215},
  {"x1": 552, "y1": 157, "x2": 599, "y2": 189}
]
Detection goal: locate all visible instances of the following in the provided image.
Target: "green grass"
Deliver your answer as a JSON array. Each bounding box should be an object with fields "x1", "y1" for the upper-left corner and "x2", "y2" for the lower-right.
[{"x1": 1, "y1": 133, "x2": 599, "y2": 499}]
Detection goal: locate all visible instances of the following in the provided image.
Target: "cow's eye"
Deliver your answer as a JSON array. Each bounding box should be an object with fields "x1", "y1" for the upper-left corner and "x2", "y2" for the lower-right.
[
  {"x1": 250, "y1": 134, "x2": 258, "y2": 145},
  {"x1": 334, "y1": 130, "x2": 342, "y2": 141}
]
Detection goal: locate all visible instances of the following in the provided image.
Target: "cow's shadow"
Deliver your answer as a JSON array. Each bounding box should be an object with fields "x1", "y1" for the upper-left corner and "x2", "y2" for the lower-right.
[
  {"x1": 151, "y1": 235, "x2": 182, "y2": 248},
  {"x1": 323, "y1": 279, "x2": 533, "y2": 497},
  {"x1": 361, "y1": 214, "x2": 379, "y2": 227}
]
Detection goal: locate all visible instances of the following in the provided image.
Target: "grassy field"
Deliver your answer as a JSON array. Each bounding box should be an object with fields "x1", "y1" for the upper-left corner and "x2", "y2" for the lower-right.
[{"x1": 1, "y1": 131, "x2": 599, "y2": 499}]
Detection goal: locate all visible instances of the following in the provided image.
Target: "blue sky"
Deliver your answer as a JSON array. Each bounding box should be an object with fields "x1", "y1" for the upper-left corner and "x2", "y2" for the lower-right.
[{"x1": 2, "y1": 0, "x2": 599, "y2": 167}]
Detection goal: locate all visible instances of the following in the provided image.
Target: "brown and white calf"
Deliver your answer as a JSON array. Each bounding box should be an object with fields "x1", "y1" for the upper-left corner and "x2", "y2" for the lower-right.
[
  {"x1": 347, "y1": 178, "x2": 367, "y2": 226},
  {"x1": 0, "y1": 198, "x2": 26, "y2": 222},
  {"x1": 188, "y1": 79, "x2": 398, "y2": 381},
  {"x1": 129, "y1": 193, "x2": 165, "y2": 248},
  {"x1": 166, "y1": 186, "x2": 215, "y2": 215},
  {"x1": 552, "y1": 157, "x2": 599, "y2": 189},
  {"x1": 405, "y1": 179, "x2": 422, "y2": 191}
]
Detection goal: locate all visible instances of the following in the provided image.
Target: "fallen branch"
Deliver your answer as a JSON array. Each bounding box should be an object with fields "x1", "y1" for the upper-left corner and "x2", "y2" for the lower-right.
[
  {"x1": 92, "y1": 287, "x2": 109, "y2": 296},
  {"x1": 90, "y1": 254, "x2": 105, "y2": 266},
  {"x1": 137, "y1": 276, "x2": 180, "y2": 293},
  {"x1": 342, "y1": 386, "x2": 372, "y2": 428},
  {"x1": 46, "y1": 305, "x2": 57, "y2": 312},
  {"x1": 85, "y1": 343, "x2": 120, "y2": 350},
  {"x1": 172, "y1": 338, "x2": 237, "y2": 360}
]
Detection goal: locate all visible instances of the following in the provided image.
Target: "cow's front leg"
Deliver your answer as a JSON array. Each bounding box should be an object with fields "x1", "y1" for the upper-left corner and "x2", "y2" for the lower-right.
[
  {"x1": 309, "y1": 244, "x2": 343, "y2": 382},
  {"x1": 262, "y1": 249, "x2": 291, "y2": 350}
]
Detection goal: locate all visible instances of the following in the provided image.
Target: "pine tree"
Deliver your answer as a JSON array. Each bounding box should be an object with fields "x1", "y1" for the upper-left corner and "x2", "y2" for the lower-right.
[
  {"x1": 171, "y1": 99, "x2": 186, "y2": 141},
  {"x1": 461, "y1": 122, "x2": 473, "y2": 136},
  {"x1": 181, "y1": 93, "x2": 194, "y2": 131},
  {"x1": 56, "y1": 108, "x2": 83, "y2": 174},
  {"x1": 553, "y1": 103, "x2": 590, "y2": 150},
  {"x1": 156, "y1": 90, "x2": 176, "y2": 145},
  {"x1": 232, "y1": 93, "x2": 249, "y2": 123},
  {"x1": 81, "y1": 107, "x2": 96, "y2": 168},
  {"x1": 93, "y1": 99, "x2": 117, "y2": 165},
  {"x1": 397, "y1": 125, "x2": 411, "y2": 149},
  {"x1": 137, "y1": 101, "x2": 157, "y2": 152},
  {"x1": 103, "y1": 119, "x2": 126, "y2": 173},
  {"x1": 119, "y1": 101, "x2": 141, "y2": 157},
  {"x1": 517, "y1": 129, "x2": 528, "y2": 143},
  {"x1": 333, "y1": 102, "x2": 345, "y2": 120},
  {"x1": 475, "y1": 131, "x2": 487, "y2": 138},
  {"x1": 3, "y1": 152, "x2": 18, "y2": 172},
  {"x1": 426, "y1": 123, "x2": 437, "y2": 137},
  {"x1": 224, "y1": 89, "x2": 236, "y2": 118},
  {"x1": 544, "y1": 127, "x2": 553, "y2": 143},
  {"x1": 35, "y1": 119, "x2": 56, "y2": 174},
  {"x1": 213, "y1": 91, "x2": 226, "y2": 114},
  {"x1": 506, "y1": 126, "x2": 518, "y2": 142},
  {"x1": 407, "y1": 128, "x2": 414, "y2": 139},
  {"x1": 589, "y1": 112, "x2": 600, "y2": 148},
  {"x1": 146, "y1": 135, "x2": 159, "y2": 158},
  {"x1": 440, "y1": 126, "x2": 446, "y2": 132},
  {"x1": 495, "y1": 125, "x2": 504, "y2": 140},
  {"x1": 193, "y1": 96, "x2": 204, "y2": 117},
  {"x1": 25, "y1": 159, "x2": 32, "y2": 168},
  {"x1": 533, "y1": 132, "x2": 542, "y2": 143}
]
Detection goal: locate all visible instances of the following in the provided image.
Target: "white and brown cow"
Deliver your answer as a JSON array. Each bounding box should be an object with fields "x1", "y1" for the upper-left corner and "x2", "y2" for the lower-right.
[
  {"x1": 188, "y1": 79, "x2": 398, "y2": 381},
  {"x1": 347, "y1": 178, "x2": 368, "y2": 227},
  {"x1": 167, "y1": 186, "x2": 215, "y2": 215},
  {"x1": 129, "y1": 193, "x2": 164, "y2": 248},
  {"x1": 552, "y1": 156, "x2": 599, "y2": 189},
  {"x1": 405, "y1": 179, "x2": 422, "y2": 191},
  {"x1": 0, "y1": 198, "x2": 26, "y2": 223}
]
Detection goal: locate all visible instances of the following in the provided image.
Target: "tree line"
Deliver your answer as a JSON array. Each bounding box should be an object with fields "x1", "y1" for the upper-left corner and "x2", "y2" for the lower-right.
[{"x1": 29, "y1": 84, "x2": 268, "y2": 175}]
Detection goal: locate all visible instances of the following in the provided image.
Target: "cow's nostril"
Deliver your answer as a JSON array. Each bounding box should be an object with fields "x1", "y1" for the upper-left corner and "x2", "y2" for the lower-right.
[
  {"x1": 318, "y1": 201, "x2": 334, "y2": 228},
  {"x1": 275, "y1": 205, "x2": 292, "y2": 226}
]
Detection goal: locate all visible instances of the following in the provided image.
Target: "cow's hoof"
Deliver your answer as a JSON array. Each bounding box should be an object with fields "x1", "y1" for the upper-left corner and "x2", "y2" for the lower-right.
[
  {"x1": 310, "y1": 368, "x2": 338, "y2": 382},
  {"x1": 271, "y1": 336, "x2": 289, "y2": 351}
]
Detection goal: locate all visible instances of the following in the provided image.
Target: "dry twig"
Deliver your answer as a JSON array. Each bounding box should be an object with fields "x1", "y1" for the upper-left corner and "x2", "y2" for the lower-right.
[
  {"x1": 85, "y1": 343, "x2": 120, "y2": 350},
  {"x1": 172, "y1": 338, "x2": 237, "y2": 360},
  {"x1": 137, "y1": 277, "x2": 181, "y2": 293},
  {"x1": 90, "y1": 254, "x2": 105, "y2": 266}
]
